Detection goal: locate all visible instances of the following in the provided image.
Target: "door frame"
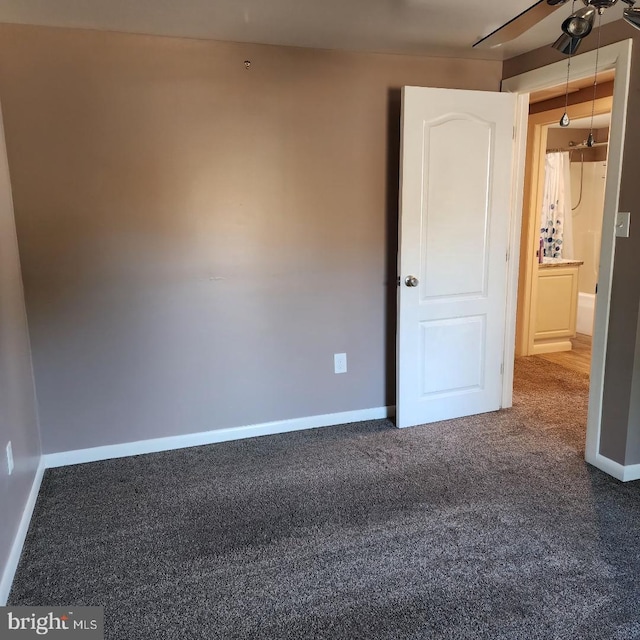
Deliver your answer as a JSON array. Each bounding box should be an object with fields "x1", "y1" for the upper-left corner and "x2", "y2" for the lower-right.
[{"x1": 501, "y1": 39, "x2": 633, "y2": 474}]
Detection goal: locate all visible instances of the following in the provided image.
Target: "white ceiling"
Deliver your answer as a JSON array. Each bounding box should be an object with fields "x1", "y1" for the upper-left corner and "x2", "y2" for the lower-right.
[{"x1": 0, "y1": 0, "x2": 627, "y2": 60}]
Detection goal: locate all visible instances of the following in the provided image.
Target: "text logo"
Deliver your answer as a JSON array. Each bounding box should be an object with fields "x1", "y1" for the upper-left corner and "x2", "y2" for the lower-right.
[{"x1": 0, "y1": 607, "x2": 103, "y2": 639}]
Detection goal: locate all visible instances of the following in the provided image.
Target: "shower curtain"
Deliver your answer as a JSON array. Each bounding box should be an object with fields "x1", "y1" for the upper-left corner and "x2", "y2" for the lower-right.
[{"x1": 540, "y1": 151, "x2": 573, "y2": 259}]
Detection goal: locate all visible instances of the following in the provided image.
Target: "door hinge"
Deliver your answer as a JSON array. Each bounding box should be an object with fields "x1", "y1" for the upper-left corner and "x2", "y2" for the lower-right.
[
  {"x1": 397, "y1": 276, "x2": 401, "y2": 287},
  {"x1": 500, "y1": 362, "x2": 504, "y2": 375},
  {"x1": 513, "y1": 126, "x2": 516, "y2": 140}
]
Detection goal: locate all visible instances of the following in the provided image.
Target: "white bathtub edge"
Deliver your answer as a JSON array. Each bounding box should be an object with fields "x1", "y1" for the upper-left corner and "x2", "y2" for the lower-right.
[{"x1": 577, "y1": 292, "x2": 596, "y2": 336}]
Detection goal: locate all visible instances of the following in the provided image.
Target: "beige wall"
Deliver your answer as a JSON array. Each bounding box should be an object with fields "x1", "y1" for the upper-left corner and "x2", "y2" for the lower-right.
[
  {"x1": 505, "y1": 20, "x2": 640, "y2": 466},
  {"x1": 544, "y1": 126, "x2": 607, "y2": 295},
  {"x1": 529, "y1": 80, "x2": 615, "y2": 115},
  {"x1": 0, "y1": 24, "x2": 502, "y2": 453},
  {"x1": 570, "y1": 160, "x2": 607, "y2": 296},
  {"x1": 0, "y1": 99, "x2": 41, "y2": 599},
  {"x1": 545, "y1": 127, "x2": 609, "y2": 163}
]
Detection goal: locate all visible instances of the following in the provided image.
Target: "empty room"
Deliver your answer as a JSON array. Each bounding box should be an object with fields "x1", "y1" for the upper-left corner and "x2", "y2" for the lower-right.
[{"x1": 1, "y1": 1, "x2": 640, "y2": 638}]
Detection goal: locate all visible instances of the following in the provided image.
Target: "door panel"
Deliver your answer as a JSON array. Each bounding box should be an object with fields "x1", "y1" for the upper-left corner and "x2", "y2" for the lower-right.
[
  {"x1": 422, "y1": 116, "x2": 492, "y2": 300},
  {"x1": 420, "y1": 316, "x2": 486, "y2": 396},
  {"x1": 397, "y1": 86, "x2": 517, "y2": 429}
]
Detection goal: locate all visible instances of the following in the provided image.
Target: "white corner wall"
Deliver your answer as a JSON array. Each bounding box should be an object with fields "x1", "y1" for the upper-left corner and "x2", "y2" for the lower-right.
[{"x1": 0, "y1": 99, "x2": 43, "y2": 605}]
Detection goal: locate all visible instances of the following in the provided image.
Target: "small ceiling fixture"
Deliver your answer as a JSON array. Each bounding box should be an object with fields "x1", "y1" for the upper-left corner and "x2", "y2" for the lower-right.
[{"x1": 561, "y1": 5, "x2": 597, "y2": 38}]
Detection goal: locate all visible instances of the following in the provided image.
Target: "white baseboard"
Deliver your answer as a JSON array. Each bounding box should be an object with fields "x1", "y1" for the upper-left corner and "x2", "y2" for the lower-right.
[
  {"x1": 1, "y1": 406, "x2": 395, "y2": 604},
  {"x1": 43, "y1": 406, "x2": 396, "y2": 469},
  {"x1": 531, "y1": 340, "x2": 572, "y2": 355},
  {"x1": 0, "y1": 461, "x2": 45, "y2": 606},
  {"x1": 2, "y1": 408, "x2": 637, "y2": 606},
  {"x1": 589, "y1": 453, "x2": 640, "y2": 482},
  {"x1": 623, "y1": 464, "x2": 640, "y2": 482}
]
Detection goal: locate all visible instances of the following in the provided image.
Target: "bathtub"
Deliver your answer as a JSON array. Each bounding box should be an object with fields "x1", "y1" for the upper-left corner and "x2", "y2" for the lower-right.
[{"x1": 577, "y1": 292, "x2": 596, "y2": 336}]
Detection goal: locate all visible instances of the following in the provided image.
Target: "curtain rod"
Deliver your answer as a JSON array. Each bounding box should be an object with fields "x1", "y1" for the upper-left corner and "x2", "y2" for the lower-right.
[{"x1": 547, "y1": 141, "x2": 609, "y2": 153}]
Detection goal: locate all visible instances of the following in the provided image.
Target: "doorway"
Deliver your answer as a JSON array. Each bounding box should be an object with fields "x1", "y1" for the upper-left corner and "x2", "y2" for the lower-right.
[
  {"x1": 540, "y1": 110, "x2": 611, "y2": 375},
  {"x1": 502, "y1": 39, "x2": 632, "y2": 476},
  {"x1": 516, "y1": 84, "x2": 613, "y2": 380}
]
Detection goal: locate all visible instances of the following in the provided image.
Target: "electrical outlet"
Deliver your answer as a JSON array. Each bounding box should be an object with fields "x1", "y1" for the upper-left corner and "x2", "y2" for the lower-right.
[
  {"x1": 334, "y1": 353, "x2": 347, "y2": 374},
  {"x1": 6, "y1": 441, "x2": 13, "y2": 476}
]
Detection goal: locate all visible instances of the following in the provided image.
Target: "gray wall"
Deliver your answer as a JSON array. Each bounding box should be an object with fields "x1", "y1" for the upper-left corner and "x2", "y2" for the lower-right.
[
  {"x1": 626, "y1": 300, "x2": 640, "y2": 464},
  {"x1": 504, "y1": 20, "x2": 640, "y2": 466},
  {"x1": 0, "y1": 24, "x2": 502, "y2": 454},
  {"x1": 0, "y1": 100, "x2": 41, "y2": 599}
]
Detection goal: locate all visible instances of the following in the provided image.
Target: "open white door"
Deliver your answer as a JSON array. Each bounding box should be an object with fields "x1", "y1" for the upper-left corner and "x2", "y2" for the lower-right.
[{"x1": 396, "y1": 86, "x2": 518, "y2": 429}]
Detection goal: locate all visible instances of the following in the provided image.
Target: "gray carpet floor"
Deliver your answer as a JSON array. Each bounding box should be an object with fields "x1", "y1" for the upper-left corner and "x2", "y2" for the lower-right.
[{"x1": 9, "y1": 357, "x2": 640, "y2": 639}]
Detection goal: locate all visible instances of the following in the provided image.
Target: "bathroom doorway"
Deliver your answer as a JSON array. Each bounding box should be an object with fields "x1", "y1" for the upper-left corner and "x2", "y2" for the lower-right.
[
  {"x1": 514, "y1": 72, "x2": 614, "y2": 380},
  {"x1": 537, "y1": 111, "x2": 610, "y2": 375}
]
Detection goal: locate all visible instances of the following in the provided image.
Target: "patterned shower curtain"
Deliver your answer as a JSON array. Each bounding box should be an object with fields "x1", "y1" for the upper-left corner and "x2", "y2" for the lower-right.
[{"x1": 540, "y1": 151, "x2": 573, "y2": 259}]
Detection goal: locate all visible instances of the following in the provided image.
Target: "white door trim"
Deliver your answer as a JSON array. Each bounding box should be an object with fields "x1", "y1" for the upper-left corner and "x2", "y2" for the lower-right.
[
  {"x1": 501, "y1": 39, "x2": 633, "y2": 471},
  {"x1": 501, "y1": 93, "x2": 530, "y2": 410}
]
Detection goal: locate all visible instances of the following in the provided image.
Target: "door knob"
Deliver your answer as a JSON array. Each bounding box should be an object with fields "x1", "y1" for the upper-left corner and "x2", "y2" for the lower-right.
[{"x1": 405, "y1": 275, "x2": 419, "y2": 287}]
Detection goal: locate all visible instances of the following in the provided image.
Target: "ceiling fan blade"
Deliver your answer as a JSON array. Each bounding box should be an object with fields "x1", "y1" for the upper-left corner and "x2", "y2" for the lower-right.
[{"x1": 473, "y1": 0, "x2": 570, "y2": 49}]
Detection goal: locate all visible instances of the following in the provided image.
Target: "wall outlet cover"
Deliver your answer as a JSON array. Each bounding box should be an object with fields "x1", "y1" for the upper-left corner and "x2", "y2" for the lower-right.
[{"x1": 334, "y1": 353, "x2": 347, "y2": 374}]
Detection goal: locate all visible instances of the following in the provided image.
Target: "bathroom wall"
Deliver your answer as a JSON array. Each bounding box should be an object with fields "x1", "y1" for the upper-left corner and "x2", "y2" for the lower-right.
[
  {"x1": 545, "y1": 127, "x2": 609, "y2": 163},
  {"x1": 543, "y1": 126, "x2": 608, "y2": 299},
  {"x1": 570, "y1": 160, "x2": 607, "y2": 296}
]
